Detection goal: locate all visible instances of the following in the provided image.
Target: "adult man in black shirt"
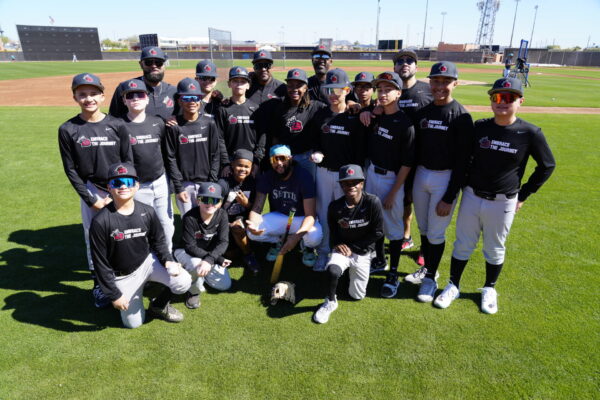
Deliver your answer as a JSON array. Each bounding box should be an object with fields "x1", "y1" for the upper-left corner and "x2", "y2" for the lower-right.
[
  {"x1": 90, "y1": 163, "x2": 191, "y2": 328},
  {"x1": 307, "y1": 44, "x2": 334, "y2": 104},
  {"x1": 247, "y1": 50, "x2": 286, "y2": 104},
  {"x1": 109, "y1": 47, "x2": 177, "y2": 120},
  {"x1": 434, "y1": 77, "x2": 555, "y2": 314},
  {"x1": 313, "y1": 165, "x2": 384, "y2": 324}
]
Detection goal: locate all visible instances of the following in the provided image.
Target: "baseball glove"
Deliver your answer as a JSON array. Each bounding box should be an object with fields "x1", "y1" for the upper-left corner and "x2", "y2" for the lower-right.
[{"x1": 270, "y1": 281, "x2": 296, "y2": 305}]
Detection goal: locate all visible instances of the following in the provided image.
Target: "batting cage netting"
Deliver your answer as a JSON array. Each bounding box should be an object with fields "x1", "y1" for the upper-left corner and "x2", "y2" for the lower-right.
[{"x1": 208, "y1": 27, "x2": 234, "y2": 69}]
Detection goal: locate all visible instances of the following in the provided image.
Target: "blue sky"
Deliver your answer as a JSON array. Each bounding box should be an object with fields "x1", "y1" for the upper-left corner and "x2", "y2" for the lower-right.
[{"x1": 0, "y1": 0, "x2": 597, "y2": 48}]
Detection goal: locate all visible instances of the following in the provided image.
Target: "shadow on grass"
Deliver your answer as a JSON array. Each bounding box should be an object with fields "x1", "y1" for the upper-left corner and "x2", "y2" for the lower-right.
[{"x1": 1, "y1": 224, "x2": 121, "y2": 331}]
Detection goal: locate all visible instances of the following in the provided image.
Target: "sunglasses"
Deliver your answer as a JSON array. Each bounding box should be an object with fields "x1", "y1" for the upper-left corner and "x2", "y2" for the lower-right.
[
  {"x1": 270, "y1": 155, "x2": 289, "y2": 164},
  {"x1": 198, "y1": 76, "x2": 216, "y2": 82},
  {"x1": 198, "y1": 196, "x2": 220, "y2": 205},
  {"x1": 326, "y1": 87, "x2": 347, "y2": 96},
  {"x1": 125, "y1": 92, "x2": 147, "y2": 100},
  {"x1": 312, "y1": 54, "x2": 331, "y2": 60},
  {"x1": 395, "y1": 58, "x2": 416, "y2": 65},
  {"x1": 341, "y1": 179, "x2": 363, "y2": 187},
  {"x1": 181, "y1": 95, "x2": 201, "y2": 103},
  {"x1": 109, "y1": 177, "x2": 136, "y2": 189},
  {"x1": 490, "y1": 92, "x2": 520, "y2": 104},
  {"x1": 253, "y1": 62, "x2": 272, "y2": 70},
  {"x1": 143, "y1": 59, "x2": 164, "y2": 67}
]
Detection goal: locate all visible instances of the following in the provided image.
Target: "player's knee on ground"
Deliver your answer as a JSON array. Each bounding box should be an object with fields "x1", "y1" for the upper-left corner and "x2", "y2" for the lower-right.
[{"x1": 121, "y1": 310, "x2": 144, "y2": 329}]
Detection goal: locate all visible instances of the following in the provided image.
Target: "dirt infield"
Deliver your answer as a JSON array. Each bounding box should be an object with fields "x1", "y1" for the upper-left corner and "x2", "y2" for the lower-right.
[{"x1": 0, "y1": 69, "x2": 598, "y2": 114}]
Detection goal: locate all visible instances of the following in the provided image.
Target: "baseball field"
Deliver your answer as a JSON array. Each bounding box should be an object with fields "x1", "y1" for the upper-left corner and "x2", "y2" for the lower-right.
[{"x1": 0, "y1": 59, "x2": 598, "y2": 399}]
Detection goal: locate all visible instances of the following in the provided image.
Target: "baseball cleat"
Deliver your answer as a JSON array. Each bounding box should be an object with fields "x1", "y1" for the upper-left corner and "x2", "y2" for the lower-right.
[
  {"x1": 401, "y1": 236, "x2": 415, "y2": 251},
  {"x1": 380, "y1": 272, "x2": 400, "y2": 298},
  {"x1": 434, "y1": 283, "x2": 460, "y2": 309},
  {"x1": 480, "y1": 287, "x2": 498, "y2": 314},
  {"x1": 313, "y1": 297, "x2": 338, "y2": 324},
  {"x1": 416, "y1": 251, "x2": 425, "y2": 267},
  {"x1": 92, "y1": 285, "x2": 111, "y2": 308},
  {"x1": 370, "y1": 257, "x2": 388, "y2": 274},
  {"x1": 404, "y1": 266, "x2": 439, "y2": 284},
  {"x1": 417, "y1": 277, "x2": 438, "y2": 303},
  {"x1": 184, "y1": 292, "x2": 201, "y2": 309},
  {"x1": 266, "y1": 244, "x2": 281, "y2": 262},
  {"x1": 148, "y1": 303, "x2": 184, "y2": 323}
]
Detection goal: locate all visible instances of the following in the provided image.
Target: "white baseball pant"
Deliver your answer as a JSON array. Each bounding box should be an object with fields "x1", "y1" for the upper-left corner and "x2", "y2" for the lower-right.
[
  {"x1": 135, "y1": 173, "x2": 174, "y2": 251},
  {"x1": 316, "y1": 166, "x2": 345, "y2": 256},
  {"x1": 365, "y1": 164, "x2": 405, "y2": 240},
  {"x1": 327, "y1": 251, "x2": 373, "y2": 300},
  {"x1": 452, "y1": 186, "x2": 517, "y2": 265},
  {"x1": 412, "y1": 166, "x2": 457, "y2": 245},
  {"x1": 173, "y1": 249, "x2": 232, "y2": 294},
  {"x1": 113, "y1": 253, "x2": 192, "y2": 329},
  {"x1": 247, "y1": 212, "x2": 323, "y2": 249}
]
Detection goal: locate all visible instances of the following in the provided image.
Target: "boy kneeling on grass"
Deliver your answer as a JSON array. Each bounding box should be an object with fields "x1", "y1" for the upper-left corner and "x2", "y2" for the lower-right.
[
  {"x1": 90, "y1": 162, "x2": 191, "y2": 329},
  {"x1": 174, "y1": 182, "x2": 232, "y2": 310}
]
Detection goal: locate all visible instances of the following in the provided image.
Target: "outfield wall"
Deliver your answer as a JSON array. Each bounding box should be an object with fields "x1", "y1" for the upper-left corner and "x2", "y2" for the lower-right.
[{"x1": 504, "y1": 48, "x2": 600, "y2": 67}]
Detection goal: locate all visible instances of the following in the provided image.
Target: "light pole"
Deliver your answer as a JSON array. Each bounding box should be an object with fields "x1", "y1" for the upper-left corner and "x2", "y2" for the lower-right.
[
  {"x1": 509, "y1": 0, "x2": 521, "y2": 49},
  {"x1": 280, "y1": 26, "x2": 286, "y2": 69},
  {"x1": 422, "y1": 0, "x2": 429, "y2": 49},
  {"x1": 440, "y1": 12, "x2": 447, "y2": 43},
  {"x1": 375, "y1": 0, "x2": 381, "y2": 49},
  {"x1": 529, "y1": 5, "x2": 538, "y2": 47}
]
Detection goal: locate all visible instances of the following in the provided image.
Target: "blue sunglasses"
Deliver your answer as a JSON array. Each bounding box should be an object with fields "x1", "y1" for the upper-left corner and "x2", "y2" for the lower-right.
[
  {"x1": 181, "y1": 95, "x2": 201, "y2": 103},
  {"x1": 109, "y1": 177, "x2": 136, "y2": 189}
]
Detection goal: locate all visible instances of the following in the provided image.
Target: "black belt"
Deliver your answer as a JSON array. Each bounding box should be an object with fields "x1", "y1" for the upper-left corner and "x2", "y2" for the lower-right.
[
  {"x1": 373, "y1": 166, "x2": 388, "y2": 175},
  {"x1": 473, "y1": 189, "x2": 517, "y2": 201}
]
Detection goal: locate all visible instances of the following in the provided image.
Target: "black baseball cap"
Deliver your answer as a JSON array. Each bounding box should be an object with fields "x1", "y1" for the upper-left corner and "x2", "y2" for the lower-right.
[
  {"x1": 352, "y1": 71, "x2": 375, "y2": 86},
  {"x1": 120, "y1": 79, "x2": 148, "y2": 95},
  {"x1": 197, "y1": 182, "x2": 223, "y2": 199},
  {"x1": 253, "y1": 50, "x2": 273, "y2": 64},
  {"x1": 488, "y1": 77, "x2": 523, "y2": 96},
  {"x1": 233, "y1": 149, "x2": 254, "y2": 162},
  {"x1": 428, "y1": 61, "x2": 458, "y2": 79},
  {"x1": 323, "y1": 68, "x2": 350, "y2": 89},
  {"x1": 312, "y1": 43, "x2": 332, "y2": 56},
  {"x1": 285, "y1": 68, "x2": 308, "y2": 84},
  {"x1": 372, "y1": 71, "x2": 403, "y2": 90},
  {"x1": 107, "y1": 162, "x2": 138, "y2": 180},
  {"x1": 71, "y1": 73, "x2": 104, "y2": 92},
  {"x1": 338, "y1": 164, "x2": 365, "y2": 182},
  {"x1": 196, "y1": 60, "x2": 217, "y2": 78},
  {"x1": 140, "y1": 46, "x2": 166, "y2": 61},
  {"x1": 229, "y1": 66, "x2": 251, "y2": 82},
  {"x1": 393, "y1": 49, "x2": 418, "y2": 64},
  {"x1": 177, "y1": 77, "x2": 202, "y2": 95}
]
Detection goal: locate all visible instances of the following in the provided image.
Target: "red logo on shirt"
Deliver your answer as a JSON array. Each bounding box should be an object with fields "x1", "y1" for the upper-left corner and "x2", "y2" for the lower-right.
[
  {"x1": 229, "y1": 115, "x2": 238, "y2": 124},
  {"x1": 479, "y1": 137, "x2": 491, "y2": 149},
  {"x1": 194, "y1": 231, "x2": 204, "y2": 240},
  {"x1": 77, "y1": 136, "x2": 91, "y2": 147},
  {"x1": 338, "y1": 218, "x2": 349, "y2": 229},
  {"x1": 420, "y1": 119, "x2": 428, "y2": 129},
  {"x1": 179, "y1": 134, "x2": 189, "y2": 144},
  {"x1": 130, "y1": 136, "x2": 138, "y2": 145},
  {"x1": 164, "y1": 97, "x2": 173, "y2": 108},
  {"x1": 287, "y1": 120, "x2": 303, "y2": 133},
  {"x1": 111, "y1": 229, "x2": 125, "y2": 241},
  {"x1": 322, "y1": 125, "x2": 330, "y2": 133}
]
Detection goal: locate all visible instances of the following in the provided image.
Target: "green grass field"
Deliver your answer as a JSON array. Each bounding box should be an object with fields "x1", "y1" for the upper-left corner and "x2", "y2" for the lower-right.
[{"x1": 0, "y1": 61, "x2": 599, "y2": 399}]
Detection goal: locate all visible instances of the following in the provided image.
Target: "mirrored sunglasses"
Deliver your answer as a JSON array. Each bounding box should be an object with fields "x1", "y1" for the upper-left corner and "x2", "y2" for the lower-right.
[
  {"x1": 395, "y1": 58, "x2": 416, "y2": 65},
  {"x1": 125, "y1": 92, "x2": 147, "y2": 100},
  {"x1": 326, "y1": 87, "x2": 347, "y2": 96},
  {"x1": 198, "y1": 196, "x2": 220, "y2": 205},
  {"x1": 312, "y1": 54, "x2": 331, "y2": 60},
  {"x1": 270, "y1": 155, "x2": 289, "y2": 164},
  {"x1": 490, "y1": 92, "x2": 520, "y2": 104},
  {"x1": 181, "y1": 95, "x2": 201, "y2": 103},
  {"x1": 109, "y1": 177, "x2": 136, "y2": 189},
  {"x1": 253, "y1": 62, "x2": 272, "y2": 70},
  {"x1": 143, "y1": 59, "x2": 164, "y2": 67}
]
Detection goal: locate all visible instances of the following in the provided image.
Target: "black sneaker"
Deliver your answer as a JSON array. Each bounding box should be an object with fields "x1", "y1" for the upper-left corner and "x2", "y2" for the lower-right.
[
  {"x1": 243, "y1": 253, "x2": 261, "y2": 276},
  {"x1": 381, "y1": 272, "x2": 400, "y2": 298},
  {"x1": 184, "y1": 292, "x2": 201, "y2": 309},
  {"x1": 92, "y1": 285, "x2": 110, "y2": 308},
  {"x1": 370, "y1": 257, "x2": 388, "y2": 275}
]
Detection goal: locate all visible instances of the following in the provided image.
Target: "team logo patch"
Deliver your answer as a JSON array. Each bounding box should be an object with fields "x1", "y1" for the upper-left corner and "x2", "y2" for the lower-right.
[
  {"x1": 83, "y1": 74, "x2": 93, "y2": 83},
  {"x1": 259, "y1": 52, "x2": 265, "y2": 57},
  {"x1": 111, "y1": 229, "x2": 125, "y2": 241},
  {"x1": 188, "y1": 83, "x2": 197, "y2": 90},
  {"x1": 194, "y1": 231, "x2": 204, "y2": 240},
  {"x1": 236, "y1": 68, "x2": 242, "y2": 74},
  {"x1": 128, "y1": 81, "x2": 138, "y2": 88},
  {"x1": 179, "y1": 134, "x2": 189, "y2": 144},
  {"x1": 319, "y1": 45, "x2": 325, "y2": 49},
  {"x1": 164, "y1": 97, "x2": 173, "y2": 108},
  {"x1": 359, "y1": 73, "x2": 366, "y2": 80},
  {"x1": 208, "y1": 185, "x2": 216, "y2": 193},
  {"x1": 77, "y1": 136, "x2": 91, "y2": 147},
  {"x1": 479, "y1": 136, "x2": 491, "y2": 149},
  {"x1": 322, "y1": 125, "x2": 330, "y2": 133},
  {"x1": 503, "y1": 81, "x2": 512, "y2": 88},
  {"x1": 287, "y1": 118, "x2": 304, "y2": 134},
  {"x1": 440, "y1": 65, "x2": 448, "y2": 72},
  {"x1": 204, "y1": 65, "x2": 212, "y2": 72},
  {"x1": 229, "y1": 115, "x2": 238, "y2": 124},
  {"x1": 116, "y1": 166, "x2": 128, "y2": 175},
  {"x1": 331, "y1": 75, "x2": 338, "y2": 83},
  {"x1": 267, "y1": 94, "x2": 274, "y2": 99},
  {"x1": 293, "y1": 70, "x2": 300, "y2": 77},
  {"x1": 130, "y1": 136, "x2": 138, "y2": 145},
  {"x1": 347, "y1": 168, "x2": 355, "y2": 176},
  {"x1": 149, "y1": 49, "x2": 157, "y2": 56},
  {"x1": 420, "y1": 118, "x2": 428, "y2": 129},
  {"x1": 379, "y1": 73, "x2": 393, "y2": 80},
  {"x1": 338, "y1": 218, "x2": 350, "y2": 229}
]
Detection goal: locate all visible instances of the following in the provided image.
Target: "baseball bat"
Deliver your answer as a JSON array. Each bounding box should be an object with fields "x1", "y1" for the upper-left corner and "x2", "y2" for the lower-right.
[{"x1": 270, "y1": 207, "x2": 296, "y2": 284}]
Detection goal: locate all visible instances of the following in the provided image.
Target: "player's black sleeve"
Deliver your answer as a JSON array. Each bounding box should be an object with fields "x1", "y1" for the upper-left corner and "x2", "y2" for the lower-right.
[
  {"x1": 209, "y1": 120, "x2": 221, "y2": 182},
  {"x1": 205, "y1": 211, "x2": 229, "y2": 265},
  {"x1": 252, "y1": 106, "x2": 266, "y2": 163},
  {"x1": 327, "y1": 202, "x2": 342, "y2": 249},
  {"x1": 109, "y1": 83, "x2": 126, "y2": 118},
  {"x1": 350, "y1": 196, "x2": 384, "y2": 253},
  {"x1": 442, "y1": 113, "x2": 474, "y2": 204},
  {"x1": 214, "y1": 107, "x2": 231, "y2": 167},
  {"x1": 518, "y1": 128, "x2": 556, "y2": 202},
  {"x1": 165, "y1": 124, "x2": 185, "y2": 193},
  {"x1": 401, "y1": 123, "x2": 416, "y2": 169},
  {"x1": 352, "y1": 118, "x2": 368, "y2": 167},
  {"x1": 146, "y1": 207, "x2": 174, "y2": 266},
  {"x1": 58, "y1": 125, "x2": 97, "y2": 207},
  {"x1": 90, "y1": 216, "x2": 122, "y2": 301},
  {"x1": 116, "y1": 120, "x2": 134, "y2": 164}
]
